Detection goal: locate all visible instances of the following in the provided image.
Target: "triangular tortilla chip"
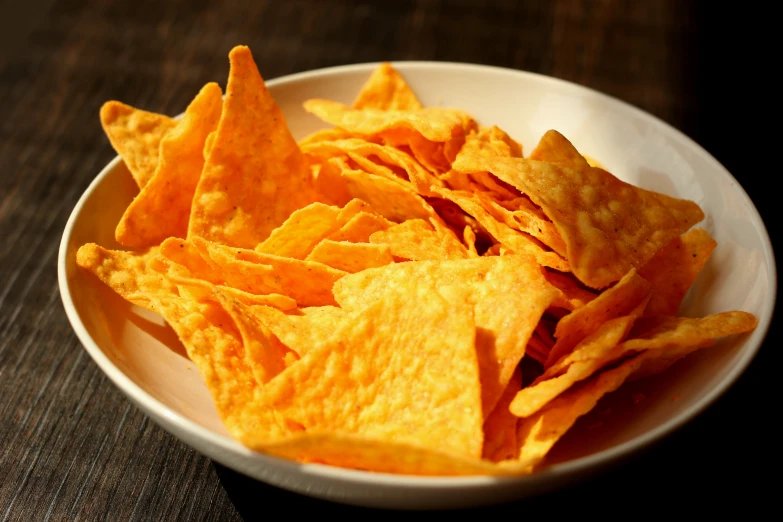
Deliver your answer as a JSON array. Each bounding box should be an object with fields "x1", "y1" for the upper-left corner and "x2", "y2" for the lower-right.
[
  {"x1": 305, "y1": 240, "x2": 394, "y2": 273},
  {"x1": 528, "y1": 130, "x2": 590, "y2": 168},
  {"x1": 637, "y1": 228, "x2": 717, "y2": 316},
  {"x1": 261, "y1": 283, "x2": 483, "y2": 458},
  {"x1": 432, "y1": 187, "x2": 570, "y2": 271},
  {"x1": 453, "y1": 153, "x2": 705, "y2": 289},
  {"x1": 334, "y1": 256, "x2": 558, "y2": 418},
  {"x1": 254, "y1": 202, "x2": 342, "y2": 259},
  {"x1": 304, "y1": 99, "x2": 473, "y2": 143},
  {"x1": 352, "y1": 62, "x2": 423, "y2": 111},
  {"x1": 188, "y1": 45, "x2": 317, "y2": 247},
  {"x1": 483, "y1": 368, "x2": 522, "y2": 462},
  {"x1": 115, "y1": 83, "x2": 223, "y2": 248},
  {"x1": 546, "y1": 269, "x2": 651, "y2": 368},
  {"x1": 510, "y1": 296, "x2": 649, "y2": 417},
  {"x1": 369, "y1": 219, "x2": 469, "y2": 261},
  {"x1": 99, "y1": 102, "x2": 177, "y2": 189}
]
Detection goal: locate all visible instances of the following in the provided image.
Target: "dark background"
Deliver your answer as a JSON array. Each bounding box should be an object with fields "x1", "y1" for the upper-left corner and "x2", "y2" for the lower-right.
[{"x1": 0, "y1": 1, "x2": 775, "y2": 520}]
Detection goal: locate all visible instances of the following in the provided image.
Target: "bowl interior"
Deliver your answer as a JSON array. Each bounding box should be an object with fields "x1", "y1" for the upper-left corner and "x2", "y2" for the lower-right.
[{"x1": 60, "y1": 62, "x2": 775, "y2": 481}]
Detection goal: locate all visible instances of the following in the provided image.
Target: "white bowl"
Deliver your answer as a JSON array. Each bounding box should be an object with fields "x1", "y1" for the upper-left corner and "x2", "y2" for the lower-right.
[{"x1": 58, "y1": 62, "x2": 776, "y2": 510}]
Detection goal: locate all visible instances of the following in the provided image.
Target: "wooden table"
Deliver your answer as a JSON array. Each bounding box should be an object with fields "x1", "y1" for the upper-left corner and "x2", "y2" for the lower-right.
[{"x1": 1, "y1": 1, "x2": 775, "y2": 519}]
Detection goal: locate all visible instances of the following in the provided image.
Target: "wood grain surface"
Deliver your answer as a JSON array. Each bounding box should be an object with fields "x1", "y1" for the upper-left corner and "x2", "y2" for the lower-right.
[{"x1": 0, "y1": 1, "x2": 775, "y2": 520}]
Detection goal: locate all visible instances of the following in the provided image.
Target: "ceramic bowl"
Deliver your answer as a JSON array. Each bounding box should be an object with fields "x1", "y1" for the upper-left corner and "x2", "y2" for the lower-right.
[{"x1": 58, "y1": 62, "x2": 776, "y2": 510}]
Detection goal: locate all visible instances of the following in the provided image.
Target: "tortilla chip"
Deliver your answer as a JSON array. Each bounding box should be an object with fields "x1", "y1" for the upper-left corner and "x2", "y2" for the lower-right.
[
  {"x1": 303, "y1": 99, "x2": 474, "y2": 143},
  {"x1": 528, "y1": 130, "x2": 590, "y2": 169},
  {"x1": 159, "y1": 237, "x2": 346, "y2": 307},
  {"x1": 75, "y1": 244, "x2": 175, "y2": 312},
  {"x1": 260, "y1": 283, "x2": 484, "y2": 458},
  {"x1": 432, "y1": 187, "x2": 570, "y2": 271},
  {"x1": 305, "y1": 240, "x2": 394, "y2": 273},
  {"x1": 623, "y1": 311, "x2": 758, "y2": 381},
  {"x1": 340, "y1": 167, "x2": 443, "y2": 223},
  {"x1": 254, "y1": 202, "x2": 342, "y2": 259},
  {"x1": 243, "y1": 305, "x2": 345, "y2": 357},
  {"x1": 463, "y1": 226, "x2": 479, "y2": 257},
  {"x1": 151, "y1": 293, "x2": 291, "y2": 440},
  {"x1": 298, "y1": 128, "x2": 354, "y2": 148},
  {"x1": 452, "y1": 153, "x2": 705, "y2": 289},
  {"x1": 216, "y1": 292, "x2": 298, "y2": 384},
  {"x1": 483, "y1": 368, "x2": 522, "y2": 462},
  {"x1": 327, "y1": 211, "x2": 393, "y2": 243},
  {"x1": 241, "y1": 431, "x2": 528, "y2": 476},
  {"x1": 99, "y1": 101, "x2": 178, "y2": 189},
  {"x1": 510, "y1": 297, "x2": 649, "y2": 418},
  {"x1": 188, "y1": 45, "x2": 317, "y2": 247},
  {"x1": 204, "y1": 131, "x2": 217, "y2": 159},
  {"x1": 546, "y1": 269, "x2": 651, "y2": 368},
  {"x1": 460, "y1": 126, "x2": 523, "y2": 160},
  {"x1": 334, "y1": 255, "x2": 558, "y2": 417},
  {"x1": 638, "y1": 228, "x2": 717, "y2": 316},
  {"x1": 115, "y1": 83, "x2": 223, "y2": 248},
  {"x1": 543, "y1": 269, "x2": 597, "y2": 311},
  {"x1": 470, "y1": 189, "x2": 567, "y2": 257},
  {"x1": 76, "y1": 243, "x2": 290, "y2": 440},
  {"x1": 369, "y1": 219, "x2": 469, "y2": 261},
  {"x1": 302, "y1": 138, "x2": 444, "y2": 197},
  {"x1": 515, "y1": 354, "x2": 644, "y2": 470},
  {"x1": 162, "y1": 263, "x2": 298, "y2": 311},
  {"x1": 352, "y1": 62, "x2": 423, "y2": 111}
]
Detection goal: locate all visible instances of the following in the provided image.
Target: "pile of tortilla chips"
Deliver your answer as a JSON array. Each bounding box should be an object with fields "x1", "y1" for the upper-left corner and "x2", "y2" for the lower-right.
[{"x1": 78, "y1": 45, "x2": 758, "y2": 476}]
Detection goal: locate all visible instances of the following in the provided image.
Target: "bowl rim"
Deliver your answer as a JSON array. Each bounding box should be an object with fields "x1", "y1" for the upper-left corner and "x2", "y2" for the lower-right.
[{"x1": 58, "y1": 60, "x2": 777, "y2": 488}]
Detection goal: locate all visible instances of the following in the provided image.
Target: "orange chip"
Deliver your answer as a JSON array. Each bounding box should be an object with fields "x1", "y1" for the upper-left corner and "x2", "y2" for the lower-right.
[
  {"x1": 159, "y1": 237, "x2": 346, "y2": 307},
  {"x1": 515, "y1": 353, "x2": 644, "y2": 470},
  {"x1": 243, "y1": 305, "x2": 345, "y2": 357},
  {"x1": 453, "y1": 150, "x2": 705, "y2": 289},
  {"x1": 76, "y1": 243, "x2": 290, "y2": 440},
  {"x1": 334, "y1": 255, "x2": 559, "y2": 417},
  {"x1": 369, "y1": 219, "x2": 469, "y2": 261},
  {"x1": 546, "y1": 269, "x2": 651, "y2": 368},
  {"x1": 623, "y1": 311, "x2": 758, "y2": 381},
  {"x1": 162, "y1": 263, "x2": 297, "y2": 311},
  {"x1": 261, "y1": 283, "x2": 484, "y2": 458},
  {"x1": 302, "y1": 138, "x2": 444, "y2": 197},
  {"x1": 543, "y1": 269, "x2": 597, "y2": 311},
  {"x1": 460, "y1": 126, "x2": 523, "y2": 160},
  {"x1": 463, "y1": 226, "x2": 479, "y2": 257},
  {"x1": 637, "y1": 228, "x2": 717, "y2": 316},
  {"x1": 298, "y1": 128, "x2": 354, "y2": 148},
  {"x1": 203, "y1": 130, "x2": 217, "y2": 159},
  {"x1": 115, "y1": 83, "x2": 223, "y2": 248},
  {"x1": 483, "y1": 368, "x2": 522, "y2": 462},
  {"x1": 241, "y1": 431, "x2": 527, "y2": 476},
  {"x1": 188, "y1": 46, "x2": 317, "y2": 247},
  {"x1": 327, "y1": 211, "x2": 393, "y2": 243},
  {"x1": 254, "y1": 202, "x2": 342, "y2": 259},
  {"x1": 75, "y1": 244, "x2": 175, "y2": 313},
  {"x1": 528, "y1": 130, "x2": 590, "y2": 169},
  {"x1": 352, "y1": 62, "x2": 423, "y2": 111},
  {"x1": 303, "y1": 99, "x2": 474, "y2": 143},
  {"x1": 305, "y1": 240, "x2": 394, "y2": 273},
  {"x1": 340, "y1": 167, "x2": 444, "y2": 223},
  {"x1": 406, "y1": 134, "x2": 454, "y2": 174},
  {"x1": 311, "y1": 158, "x2": 353, "y2": 206},
  {"x1": 470, "y1": 189, "x2": 567, "y2": 257},
  {"x1": 510, "y1": 296, "x2": 649, "y2": 418},
  {"x1": 432, "y1": 187, "x2": 570, "y2": 271},
  {"x1": 216, "y1": 292, "x2": 298, "y2": 384},
  {"x1": 99, "y1": 101, "x2": 178, "y2": 189}
]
